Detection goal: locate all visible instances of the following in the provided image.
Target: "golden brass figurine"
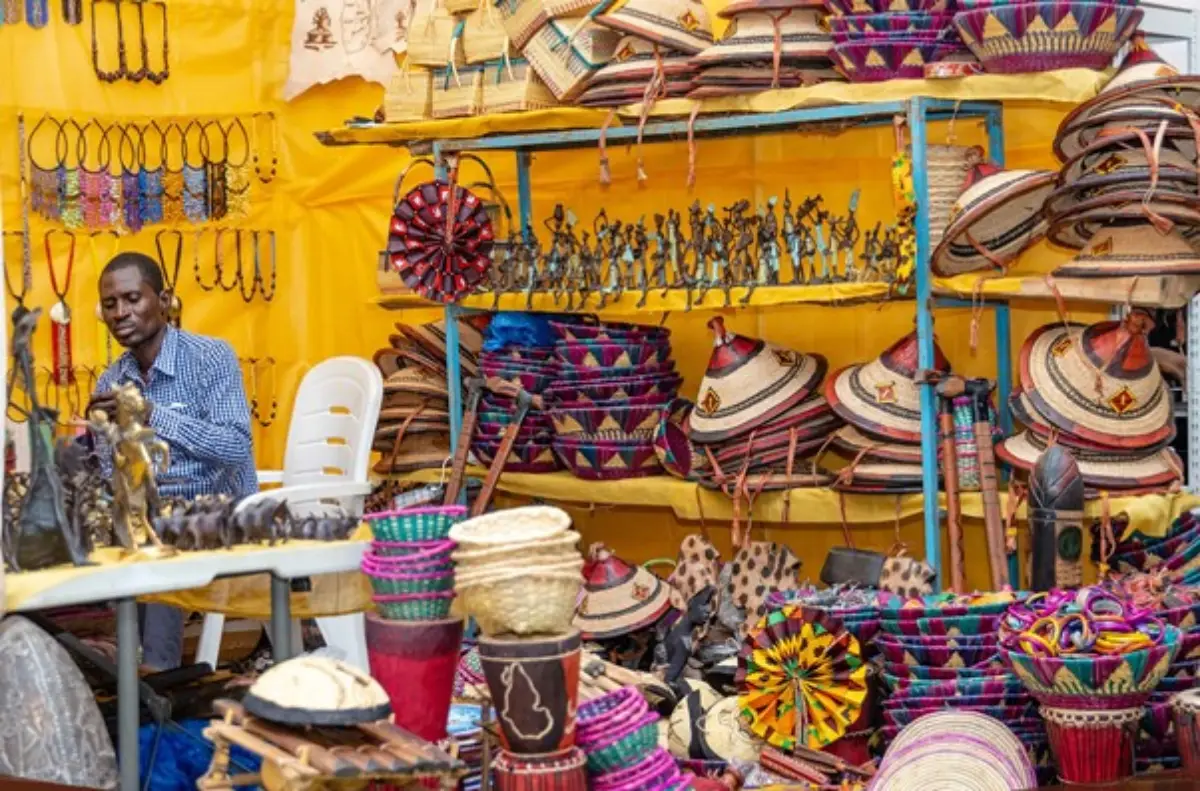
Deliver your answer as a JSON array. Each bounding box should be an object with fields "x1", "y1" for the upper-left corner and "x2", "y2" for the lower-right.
[{"x1": 88, "y1": 383, "x2": 173, "y2": 555}]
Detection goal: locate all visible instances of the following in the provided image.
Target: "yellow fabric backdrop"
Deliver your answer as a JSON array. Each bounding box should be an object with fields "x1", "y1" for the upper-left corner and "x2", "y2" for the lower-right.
[{"x1": 0, "y1": 3, "x2": 1120, "y2": 608}]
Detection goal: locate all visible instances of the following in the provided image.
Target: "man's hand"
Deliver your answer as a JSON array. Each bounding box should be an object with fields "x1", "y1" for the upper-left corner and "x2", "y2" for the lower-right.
[{"x1": 86, "y1": 392, "x2": 119, "y2": 420}]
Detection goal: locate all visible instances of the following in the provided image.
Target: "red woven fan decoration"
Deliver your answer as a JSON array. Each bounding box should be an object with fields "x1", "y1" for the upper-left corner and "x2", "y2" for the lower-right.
[{"x1": 387, "y1": 180, "x2": 494, "y2": 303}]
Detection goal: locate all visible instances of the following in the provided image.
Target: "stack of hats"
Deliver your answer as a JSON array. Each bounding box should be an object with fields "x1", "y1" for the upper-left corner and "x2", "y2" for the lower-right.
[
  {"x1": 577, "y1": 687, "x2": 692, "y2": 790},
  {"x1": 1045, "y1": 36, "x2": 1200, "y2": 279},
  {"x1": 546, "y1": 319, "x2": 680, "y2": 480},
  {"x1": 825, "y1": 1, "x2": 962, "y2": 83},
  {"x1": 372, "y1": 319, "x2": 485, "y2": 474},
  {"x1": 996, "y1": 312, "x2": 1184, "y2": 497},
  {"x1": 450, "y1": 506, "x2": 588, "y2": 789},
  {"x1": 583, "y1": 0, "x2": 713, "y2": 106},
  {"x1": 930, "y1": 156, "x2": 1055, "y2": 279},
  {"x1": 681, "y1": 317, "x2": 837, "y2": 490},
  {"x1": 476, "y1": 343, "x2": 561, "y2": 474},
  {"x1": 360, "y1": 505, "x2": 468, "y2": 743},
  {"x1": 689, "y1": 0, "x2": 837, "y2": 97},
  {"x1": 825, "y1": 329, "x2": 950, "y2": 493},
  {"x1": 871, "y1": 710, "x2": 1038, "y2": 790},
  {"x1": 953, "y1": 1, "x2": 1142, "y2": 75},
  {"x1": 575, "y1": 544, "x2": 672, "y2": 641},
  {"x1": 877, "y1": 592, "x2": 1044, "y2": 767},
  {"x1": 999, "y1": 587, "x2": 1181, "y2": 785}
]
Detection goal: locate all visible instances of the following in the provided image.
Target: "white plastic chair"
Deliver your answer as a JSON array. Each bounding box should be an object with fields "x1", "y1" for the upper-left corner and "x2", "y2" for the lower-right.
[{"x1": 195, "y1": 356, "x2": 383, "y2": 672}]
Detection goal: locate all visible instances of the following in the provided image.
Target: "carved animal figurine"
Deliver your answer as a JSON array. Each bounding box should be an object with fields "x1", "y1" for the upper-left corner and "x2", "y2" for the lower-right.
[
  {"x1": 87, "y1": 383, "x2": 172, "y2": 554},
  {"x1": 54, "y1": 440, "x2": 113, "y2": 553},
  {"x1": 4, "y1": 308, "x2": 90, "y2": 572}
]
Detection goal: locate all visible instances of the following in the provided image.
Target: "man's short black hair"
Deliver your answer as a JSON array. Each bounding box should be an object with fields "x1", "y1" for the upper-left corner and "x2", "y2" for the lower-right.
[{"x1": 101, "y1": 252, "x2": 165, "y2": 294}]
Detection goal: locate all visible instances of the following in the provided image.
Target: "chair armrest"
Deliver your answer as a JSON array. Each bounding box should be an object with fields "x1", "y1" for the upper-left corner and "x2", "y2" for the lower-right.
[
  {"x1": 256, "y1": 470, "x2": 285, "y2": 486},
  {"x1": 235, "y1": 482, "x2": 373, "y2": 515}
]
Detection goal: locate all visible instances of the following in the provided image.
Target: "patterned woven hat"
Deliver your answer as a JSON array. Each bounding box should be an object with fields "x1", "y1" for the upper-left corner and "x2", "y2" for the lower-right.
[
  {"x1": 1054, "y1": 101, "x2": 1198, "y2": 164},
  {"x1": 1018, "y1": 314, "x2": 1174, "y2": 450},
  {"x1": 1056, "y1": 127, "x2": 1198, "y2": 193},
  {"x1": 574, "y1": 543, "x2": 672, "y2": 640},
  {"x1": 1056, "y1": 33, "x2": 1200, "y2": 152},
  {"x1": 688, "y1": 317, "x2": 825, "y2": 445},
  {"x1": 387, "y1": 181, "x2": 494, "y2": 303},
  {"x1": 826, "y1": 330, "x2": 950, "y2": 444},
  {"x1": 588, "y1": 35, "x2": 696, "y2": 84},
  {"x1": 595, "y1": 0, "x2": 714, "y2": 54},
  {"x1": 692, "y1": 6, "x2": 832, "y2": 66},
  {"x1": 930, "y1": 158, "x2": 1055, "y2": 277},
  {"x1": 830, "y1": 424, "x2": 922, "y2": 464},
  {"x1": 997, "y1": 430, "x2": 1182, "y2": 491},
  {"x1": 382, "y1": 367, "x2": 450, "y2": 398},
  {"x1": 1051, "y1": 224, "x2": 1200, "y2": 278}
]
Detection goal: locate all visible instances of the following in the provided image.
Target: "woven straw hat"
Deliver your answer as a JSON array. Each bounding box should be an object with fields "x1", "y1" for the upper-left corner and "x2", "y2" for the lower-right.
[
  {"x1": 574, "y1": 543, "x2": 671, "y2": 640},
  {"x1": 589, "y1": 36, "x2": 696, "y2": 84},
  {"x1": 688, "y1": 317, "x2": 825, "y2": 445},
  {"x1": 244, "y1": 656, "x2": 391, "y2": 726},
  {"x1": 1018, "y1": 315, "x2": 1173, "y2": 450},
  {"x1": 830, "y1": 424, "x2": 922, "y2": 464},
  {"x1": 1054, "y1": 101, "x2": 1198, "y2": 164},
  {"x1": 1057, "y1": 127, "x2": 1198, "y2": 192},
  {"x1": 930, "y1": 160, "x2": 1055, "y2": 277},
  {"x1": 826, "y1": 330, "x2": 950, "y2": 444},
  {"x1": 692, "y1": 7, "x2": 831, "y2": 65},
  {"x1": 997, "y1": 430, "x2": 1182, "y2": 490},
  {"x1": 1056, "y1": 34, "x2": 1200, "y2": 152},
  {"x1": 397, "y1": 319, "x2": 485, "y2": 376},
  {"x1": 1052, "y1": 224, "x2": 1200, "y2": 278},
  {"x1": 1046, "y1": 191, "x2": 1200, "y2": 250},
  {"x1": 383, "y1": 367, "x2": 450, "y2": 397},
  {"x1": 596, "y1": 0, "x2": 714, "y2": 54},
  {"x1": 1009, "y1": 386, "x2": 1117, "y2": 452}
]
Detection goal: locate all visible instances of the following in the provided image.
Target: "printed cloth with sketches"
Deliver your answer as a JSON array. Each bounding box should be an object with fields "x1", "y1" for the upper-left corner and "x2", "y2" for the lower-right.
[{"x1": 285, "y1": 0, "x2": 412, "y2": 99}]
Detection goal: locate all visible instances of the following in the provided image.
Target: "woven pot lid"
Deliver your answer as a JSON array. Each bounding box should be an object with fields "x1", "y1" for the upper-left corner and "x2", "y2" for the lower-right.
[
  {"x1": 590, "y1": 36, "x2": 696, "y2": 84},
  {"x1": 1055, "y1": 34, "x2": 1200, "y2": 158},
  {"x1": 244, "y1": 656, "x2": 391, "y2": 726},
  {"x1": 574, "y1": 543, "x2": 671, "y2": 640},
  {"x1": 826, "y1": 330, "x2": 950, "y2": 444},
  {"x1": 382, "y1": 367, "x2": 450, "y2": 397},
  {"x1": 397, "y1": 319, "x2": 484, "y2": 375},
  {"x1": 387, "y1": 182, "x2": 494, "y2": 304},
  {"x1": 1046, "y1": 192, "x2": 1200, "y2": 250},
  {"x1": 1054, "y1": 101, "x2": 1198, "y2": 164},
  {"x1": 450, "y1": 505, "x2": 574, "y2": 546},
  {"x1": 930, "y1": 161, "x2": 1055, "y2": 277},
  {"x1": 693, "y1": 8, "x2": 832, "y2": 64},
  {"x1": 1052, "y1": 223, "x2": 1200, "y2": 278},
  {"x1": 830, "y1": 424, "x2": 923, "y2": 464},
  {"x1": 1018, "y1": 316, "x2": 1173, "y2": 450},
  {"x1": 997, "y1": 430, "x2": 1182, "y2": 490},
  {"x1": 596, "y1": 0, "x2": 714, "y2": 55},
  {"x1": 688, "y1": 317, "x2": 825, "y2": 445}
]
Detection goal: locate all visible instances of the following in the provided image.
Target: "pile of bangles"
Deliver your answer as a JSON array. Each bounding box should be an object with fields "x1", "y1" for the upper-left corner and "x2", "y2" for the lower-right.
[{"x1": 999, "y1": 587, "x2": 1166, "y2": 657}]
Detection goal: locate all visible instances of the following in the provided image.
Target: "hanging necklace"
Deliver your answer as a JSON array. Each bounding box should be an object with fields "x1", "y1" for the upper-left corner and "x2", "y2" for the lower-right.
[
  {"x1": 155, "y1": 228, "x2": 183, "y2": 327},
  {"x1": 252, "y1": 112, "x2": 278, "y2": 184},
  {"x1": 181, "y1": 120, "x2": 209, "y2": 223},
  {"x1": 45, "y1": 229, "x2": 77, "y2": 388},
  {"x1": 62, "y1": 0, "x2": 81, "y2": 23},
  {"x1": 90, "y1": 0, "x2": 126, "y2": 81},
  {"x1": 250, "y1": 357, "x2": 278, "y2": 428},
  {"x1": 192, "y1": 228, "x2": 218, "y2": 291},
  {"x1": 58, "y1": 119, "x2": 85, "y2": 230},
  {"x1": 1, "y1": 232, "x2": 30, "y2": 309},
  {"x1": 162, "y1": 121, "x2": 186, "y2": 224},
  {"x1": 201, "y1": 120, "x2": 227, "y2": 221},
  {"x1": 213, "y1": 227, "x2": 240, "y2": 291},
  {"x1": 28, "y1": 115, "x2": 63, "y2": 222},
  {"x1": 25, "y1": 0, "x2": 48, "y2": 27},
  {"x1": 142, "y1": 0, "x2": 169, "y2": 84},
  {"x1": 223, "y1": 118, "x2": 251, "y2": 220},
  {"x1": 251, "y1": 229, "x2": 277, "y2": 302}
]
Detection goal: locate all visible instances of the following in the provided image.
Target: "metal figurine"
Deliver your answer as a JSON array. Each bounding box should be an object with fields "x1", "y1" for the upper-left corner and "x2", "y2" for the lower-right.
[
  {"x1": 811, "y1": 207, "x2": 831, "y2": 284},
  {"x1": 861, "y1": 222, "x2": 883, "y2": 283},
  {"x1": 640, "y1": 215, "x2": 667, "y2": 309},
  {"x1": 694, "y1": 205, "x2": 721, "y2": 306},
  {"x1": 562, "y1": 212, "x2": 583, "y2": 311},
  {"x1": 743, "y1": 197, "x2": 781, "y2": 305},
  {"x1": 683, "y1": 201, "x2": 706, "y2": 311},
  {"x1": 597, "y1": 219, "x2": 624, "y2": 309},
  {"x1": 665, "y1": 209, "x2": 684, "y2": 299},
  {"x1": 87, "y1": 382, "x2": 174, "y2": 556},
  {"x1": 793, "y1": 195, "x2": 823, "y2": 283},
  {"x1": 543, "y1": 205, "x2": 567, "y2": 305},
  {"x1": 626, "y1": 218, "x2": 647, "y2": 303},
  {"x1": 520, "y1": 223, "x2": 542, "y2": 310},
  {"x1": 837, "y1": 189, "x2": 862, "y2": 282}
]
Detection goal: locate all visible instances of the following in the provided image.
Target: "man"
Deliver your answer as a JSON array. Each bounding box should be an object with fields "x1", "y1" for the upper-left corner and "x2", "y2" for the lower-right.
[{"x1": 88, "y1": 252, "x2": 257, "y2": 670}]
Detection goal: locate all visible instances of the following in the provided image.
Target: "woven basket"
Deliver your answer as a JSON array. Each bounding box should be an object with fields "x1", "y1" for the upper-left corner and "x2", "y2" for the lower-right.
[
  {"x1": 445, "y1": 0, "x2": 477, "y2": 14},
  {"x1": 383, "y1": 66, "x2": 434, "y2": 122},
  {"x1": 481, "y1": 56, "x2": 559, "y2": 114},
  {"x1": 463, "y1": 1, "x2": 517, "y2": 63},
  {"x1": 457, "y1": 569, "x2": 581, "y2": 635},
  {"x1": 449, "y1": 505, "x2": 573, "y2": 547},
  {"x1": 367, "y1": 571, "x2": 456, "y2": 596},
  {"x1": 453, "y1": 530, "x2": 581, "y2": 565},
  {"x1": 365, "y1": 505, "x2": 467, "y2": 542},
  {"x1": 432, "y1": 63, "x2": 484, "y2": 118},
  {"x1": 455, "y1": 556, "x2": 583, "y2": 586},
  {"x1": 495, "y1": 0, "x2": 596, "y2": 49},
  {"x1": 587, "y1": 713, "x2": 660, "y2": 773},
  {"x1": 373, "y1": 591, "x2": 456, "y2": 620},
  {"x1": 409, "y1": 0, "x2": 460, "y2": 67},
  {"x1": 523, "y1": 16, "x2": 622, "y2": 101},
  {"x1": 925, "y1": 144, "x2": 977, "y2": 250}
]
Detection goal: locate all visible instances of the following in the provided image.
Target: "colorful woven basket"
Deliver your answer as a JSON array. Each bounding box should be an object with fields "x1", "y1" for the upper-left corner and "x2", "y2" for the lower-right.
[
  {"x1": 584, "y1": 712, "x2": 660, "y2": 773},
  {"x1": 832, "y1": 39, "x2": 960, "y2": 81},
  {"x1": 1042, "y1": 705, "x2": 1140, "y2": 784},
  {"x1": 372, "y1": 591, "x2": 456, "y2": 620},
  {"x1": 550, "y1": 404, "x2": 665, "y2": 442},
  {"x1": 1173, "y1": 688, "x2": 1200, "y2": 769},
  {"x1": 552, "y1": 439, "x2": 663, "y2": 480},
  {"x1": 365, "y1": 506, "x2": 467, "y2": 542}
]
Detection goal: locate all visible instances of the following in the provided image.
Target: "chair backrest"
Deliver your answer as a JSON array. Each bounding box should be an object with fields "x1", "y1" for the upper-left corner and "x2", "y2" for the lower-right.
[{"x1": 280, "y1": 356, "x2": 382, "y2": 515}]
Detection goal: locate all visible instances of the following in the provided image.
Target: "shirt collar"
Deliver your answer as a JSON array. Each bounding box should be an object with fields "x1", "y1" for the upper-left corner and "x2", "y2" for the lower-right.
[{"x1": 116, "y1": 325, "x2": 180, "y2": 382}]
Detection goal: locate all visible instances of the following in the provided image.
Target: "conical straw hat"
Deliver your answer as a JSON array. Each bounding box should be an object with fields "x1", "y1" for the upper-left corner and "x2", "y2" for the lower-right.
[
  {"x1": 826, "y1": 330, "x2": 950, "y2": 444},
  {"x1": 574, "y1": 543, "x2": 671, "y2": 639},
  {"x1": 1010, "y1": 385, "x2": 1125, "y2": 453},
  {"x1": 692, "y1": 7, "x2": 831, "y2": 65},
  {"x1": 1055, "y1": 33, "x2": 1200, "y2": 154},
  {"x1": 997, "y1": 430, "x2": 1182, "y2": 491},
  {"x1": 1052, "y1": 224, "x2": 1200, "y2": 278},
  {"x1": 1018, "y1": 314, "x2": 1174, "y2": 450},
  {"x1": 1054, "y1": 101, "x2": 1198, "y2": 164},
  {"x1": 930, "y1": 161, "x2": 1055, "y2": 277},
  {"x1": 589, "y1": 35, "x2": 696, "y2": 85},
  {"x1": 383, "y1": 367, "x2": 450, "y2": 397},
  {"x1": 1057, "y1": 127, "x2": 1198, "y2": 191},
  {"x1": 830, "y1": 424, "x2": 922, "y2": 464},
  {"x1": 688, "y1": 317, "x2": 825, "y2": 445},
  {"x1": 397, "y1": 319, "x2": 484, "y2": 375},
  {"x1": 595, "y1": 0, "x2": 714, "y2": 54},
  {"x1": 1046, "y1": 191, "x2": 1200, "y2": 251}
]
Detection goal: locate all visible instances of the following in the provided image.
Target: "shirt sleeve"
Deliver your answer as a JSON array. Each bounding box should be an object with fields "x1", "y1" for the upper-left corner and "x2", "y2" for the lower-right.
[{"x1": 148, "y1": 342, "x2": 253, "y2": 466}]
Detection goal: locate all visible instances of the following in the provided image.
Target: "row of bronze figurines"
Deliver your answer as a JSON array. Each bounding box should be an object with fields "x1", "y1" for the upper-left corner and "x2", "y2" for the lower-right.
[
  {"x1": 2, "y1": 307, "x2": 353, "y2": 573},
  {"x1": 471, "y1": 191, "x2": 908, "y2": 310}
]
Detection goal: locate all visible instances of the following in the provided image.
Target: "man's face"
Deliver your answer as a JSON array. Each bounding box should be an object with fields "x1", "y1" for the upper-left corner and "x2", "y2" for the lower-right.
[{"x1": 98, "y1": 267, "x2": 166, "y2": 349}]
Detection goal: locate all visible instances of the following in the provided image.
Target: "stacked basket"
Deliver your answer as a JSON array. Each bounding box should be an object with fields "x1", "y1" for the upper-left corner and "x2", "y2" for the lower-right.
[
  {"x1": 450, "y1": 506, "x2": 590, "y2": 788},
  {"x1": 824, "y1": 0, "x2": 963, "y2": 83},
  {"x1": 476, "y1": 344, "x2": 562, "y2": 473},
  {"x1": 877, "y1": 592, "x2": 1048, "y2": 775},
  {"x1": 577, "y1": 687, "x2": 691, "y2": 790}
]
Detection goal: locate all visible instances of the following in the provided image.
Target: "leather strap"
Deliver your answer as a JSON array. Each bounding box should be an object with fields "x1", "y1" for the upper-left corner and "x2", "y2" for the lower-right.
[{"x1": 443, "y1": 377, "x2": 484, "y2": 506}]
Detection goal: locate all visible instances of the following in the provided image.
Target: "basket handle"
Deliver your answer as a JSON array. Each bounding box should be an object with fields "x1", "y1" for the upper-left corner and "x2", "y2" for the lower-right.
[
  {"x1": 462, "y1": 179, "x2": 513, "y2": 235},
  {"x1": 643, "y1": 557, "x2": 676, "y2": 576},
  {"x1": 392, "y1": 157, "x2": 437, "y2": 207}
]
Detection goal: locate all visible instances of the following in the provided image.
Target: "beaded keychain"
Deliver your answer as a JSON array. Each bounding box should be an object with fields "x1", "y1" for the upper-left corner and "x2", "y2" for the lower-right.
[
  {"x1": 181, "y1": 120, "x2": 209, "y2": 223},
  {"x1": 251, "y1": 112, "x2": 278, "y2": 185},
  {"x1": 28, "y1": 115, "x2": 63, "y2": 222},
  {"x1": 44, "y1": 229, "x2": 77, "y2": 387},
  {"x1": 155, "y1": 228, "x2": 184, "y2": 327},
  {"x1": 223, "y1": 118, "x2": 252, "y2": 220},
  {"x1": 58, "y1": 119, "x2": 85, "y2": 230}
]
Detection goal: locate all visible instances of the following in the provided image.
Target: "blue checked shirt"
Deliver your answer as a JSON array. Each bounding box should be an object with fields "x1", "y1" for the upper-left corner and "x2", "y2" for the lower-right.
[{"x1": 91, "y1": 326, "x2": 258, "y2": 501}]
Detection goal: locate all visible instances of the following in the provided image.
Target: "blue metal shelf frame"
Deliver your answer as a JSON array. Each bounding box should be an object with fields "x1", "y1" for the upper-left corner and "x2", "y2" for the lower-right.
[{"x1": 431, "y1": 97, "x2": 1009, "y2": 589}]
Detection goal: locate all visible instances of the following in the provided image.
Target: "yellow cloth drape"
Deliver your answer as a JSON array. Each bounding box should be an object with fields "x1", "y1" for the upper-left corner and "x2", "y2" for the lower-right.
[{"x1": 0, "y1": 3, "x2": 1143, "y2": 608}]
